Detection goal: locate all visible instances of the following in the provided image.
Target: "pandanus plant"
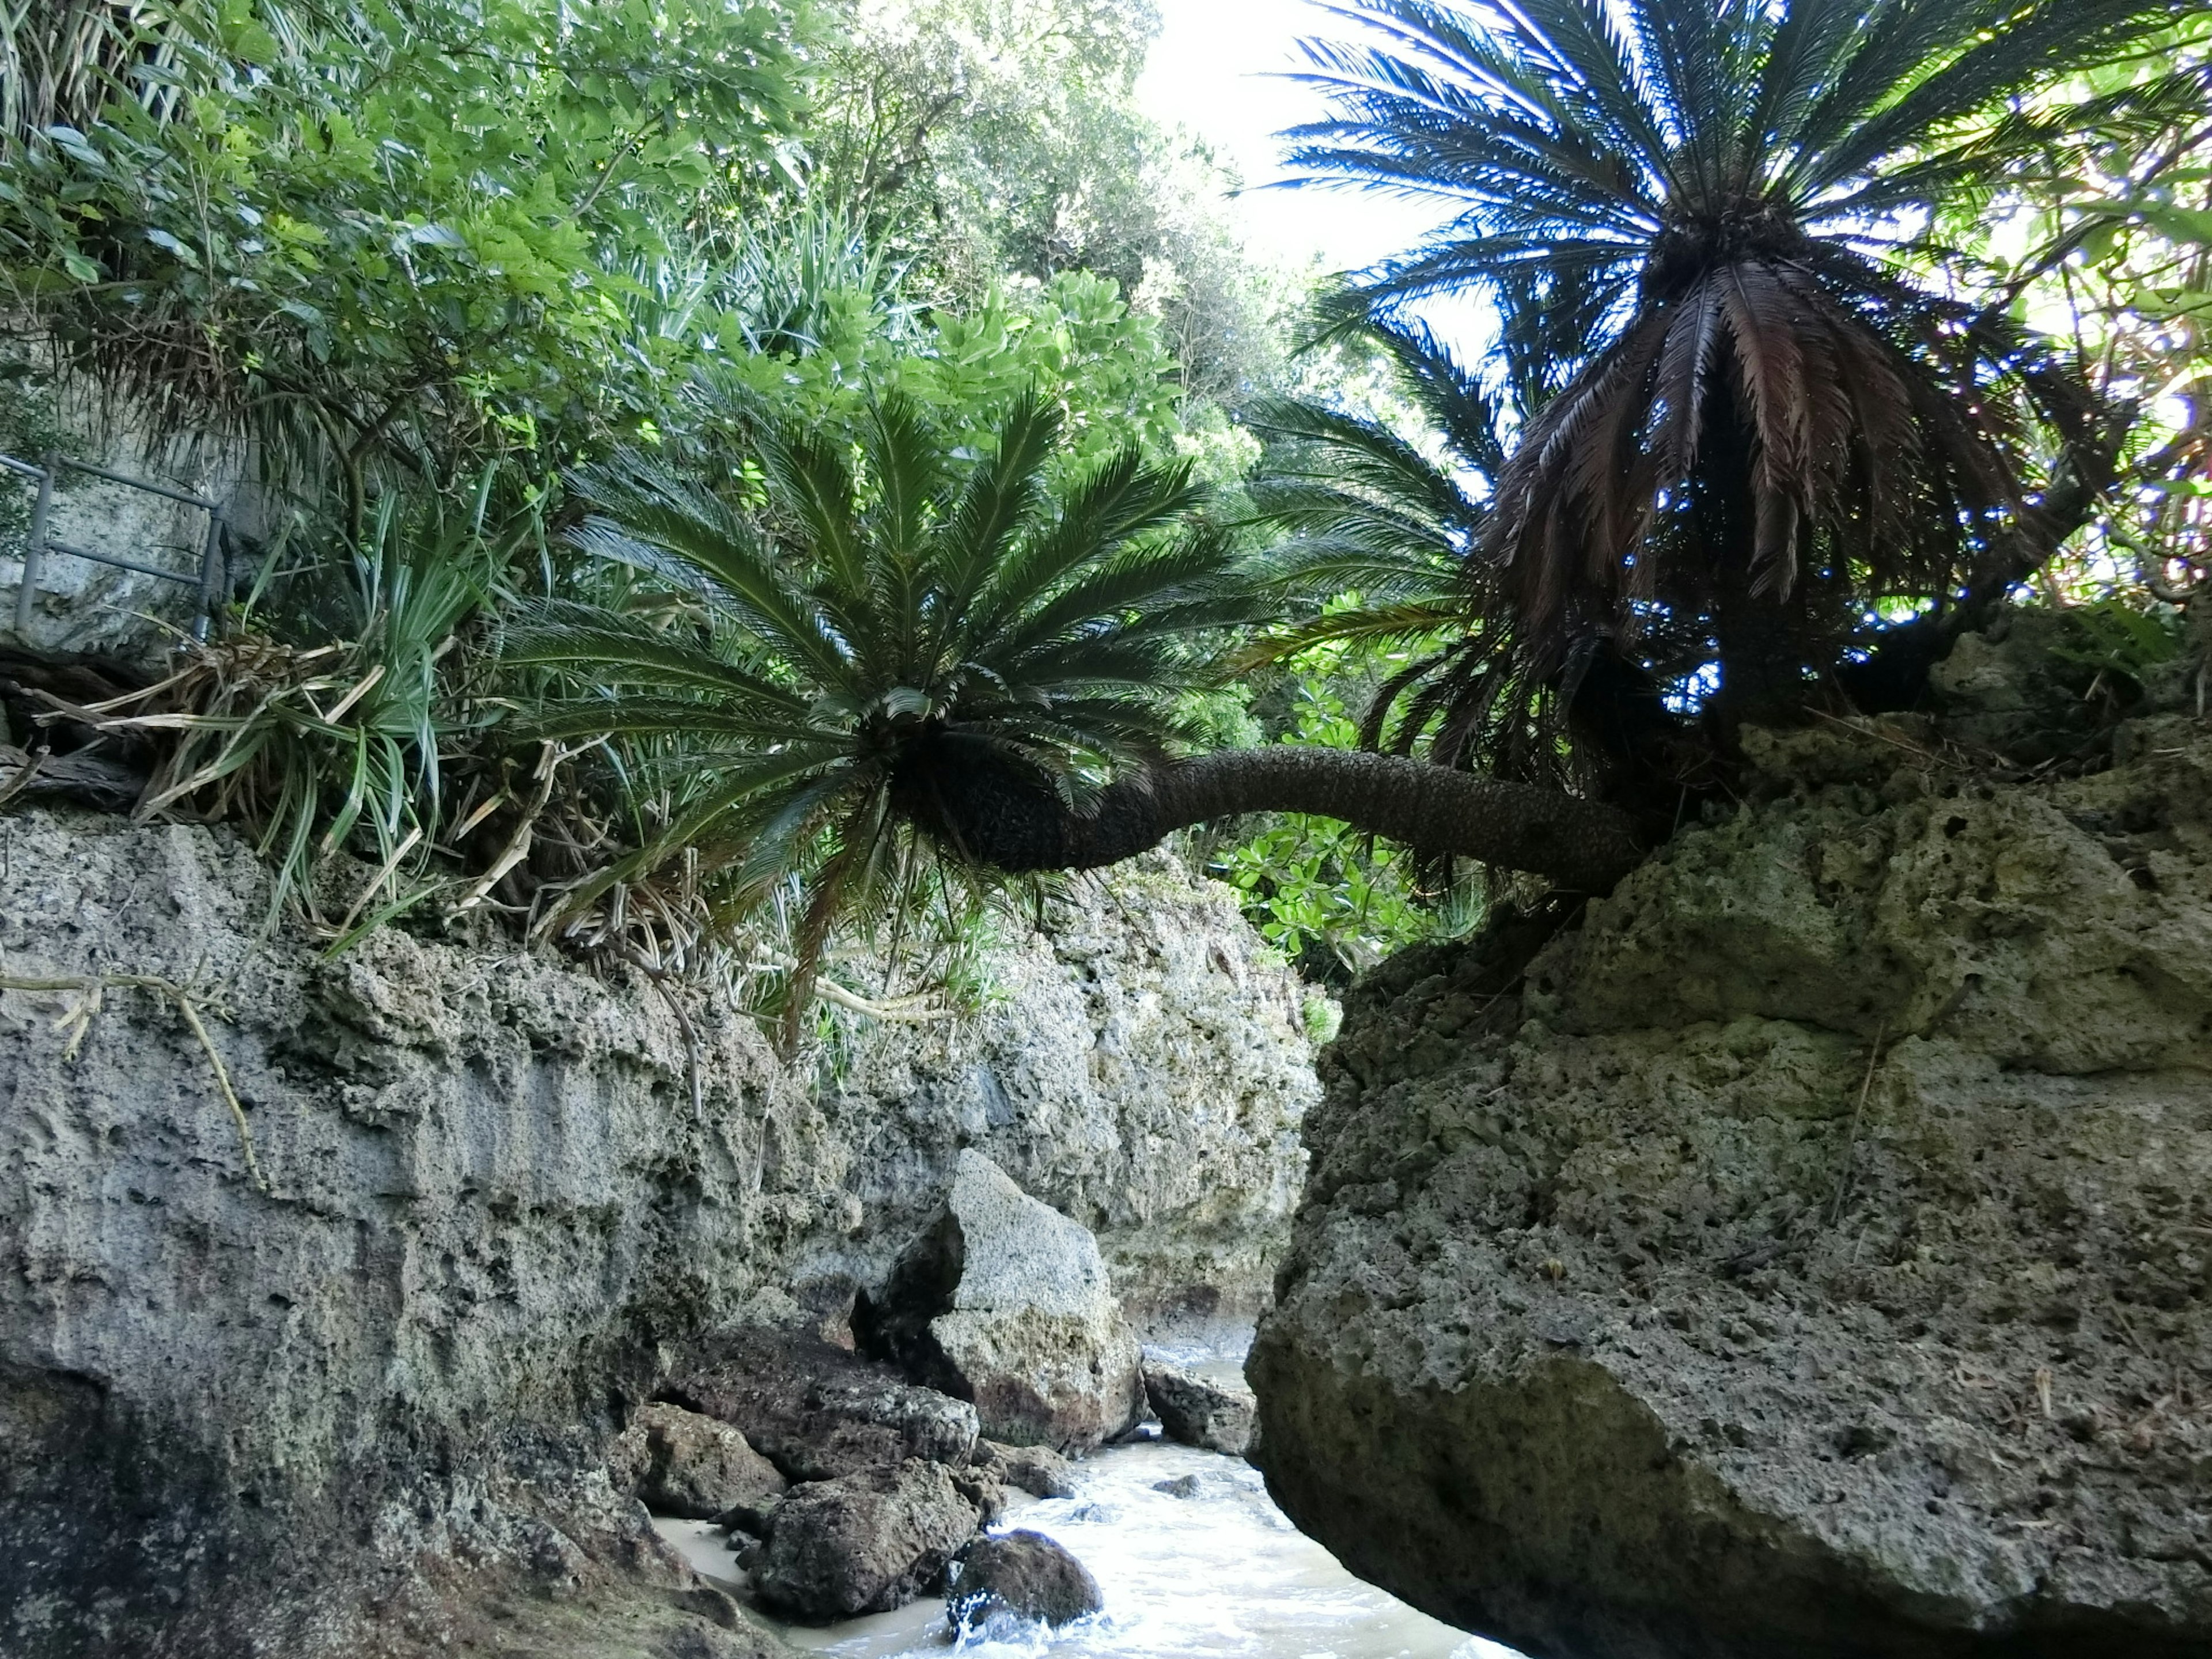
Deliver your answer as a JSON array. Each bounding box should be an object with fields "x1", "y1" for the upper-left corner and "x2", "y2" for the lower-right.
[
  {"x1": 504, "y1": 396, "x2": 1643, "y2": 1016},
  {"x1": 1283, "y1": 0, "x2": 2186, "y2": 778}
]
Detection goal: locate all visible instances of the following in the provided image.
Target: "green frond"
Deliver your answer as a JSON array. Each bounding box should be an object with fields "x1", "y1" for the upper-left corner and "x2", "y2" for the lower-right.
[{"x1": 521, "y1": 389, "x2": 1255, "y2": 1010}]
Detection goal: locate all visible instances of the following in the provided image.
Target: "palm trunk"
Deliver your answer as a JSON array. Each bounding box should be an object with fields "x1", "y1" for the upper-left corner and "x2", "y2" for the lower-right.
[{"x1": 919, "y1": 745, "x2": 1646, "y2": 893}]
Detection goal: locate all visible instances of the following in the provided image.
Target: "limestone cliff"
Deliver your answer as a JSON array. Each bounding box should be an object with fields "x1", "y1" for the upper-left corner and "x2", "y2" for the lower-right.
[
  {"x1": 1252, "y1": 713, "x2": 2212, "y2": 1659},
  {"x1": 0, "y1": 813, "x2": 1310, "y2": 1658},
  {"x1": 835, "y1": 855, "x2": 1316, "y2": 1322}
]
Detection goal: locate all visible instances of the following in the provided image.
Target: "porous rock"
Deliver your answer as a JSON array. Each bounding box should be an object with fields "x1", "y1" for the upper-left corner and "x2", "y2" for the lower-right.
[
  {"x1": 974, "y1": 1438, "x2": 1078, "y2": 1499},
  {"x1": 865, "y1": 1150, "x2": 1142, "y2": 1450},
  {"x1": 1142, "y1": 1360, "x2": 1258, "y2": 1457},
  {"x1": 947, "y1": 1529, "x2": 1104, "y2": 1633},
  {"x1": 0, "y1": 810, "x2": 808, "y2": 1659},
  {"x1": 751, "y1": 1459, "x2": 980, "y2": 1621},
  {"x1": 612, "y1": 1401, "x2": 786, "y2": 1522},
  {"x1": 1251, "y1": 713, "x2": 2212, "y2": 1659},
  {"x1": 663, "y1": 1325, "x2": 979, "y2": 1483}
]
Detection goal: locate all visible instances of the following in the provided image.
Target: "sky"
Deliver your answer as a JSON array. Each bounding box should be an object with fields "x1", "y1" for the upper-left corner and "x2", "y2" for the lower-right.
[{"x1": 1135, "y1": 0, "x2": 1456, "y2": 278}]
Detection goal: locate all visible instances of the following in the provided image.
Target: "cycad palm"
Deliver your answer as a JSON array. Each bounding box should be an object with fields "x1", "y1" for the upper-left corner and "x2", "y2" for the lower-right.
[
  {"x1": 1289, "y1": 0, "x2": 2176, "y2": 739},
  {"x1": 1243, "y1": 317, "x2": 1561, "y2": 788},
  {"x1": 507, "y1": 396, "x2": 1643, "y2": 1025}
]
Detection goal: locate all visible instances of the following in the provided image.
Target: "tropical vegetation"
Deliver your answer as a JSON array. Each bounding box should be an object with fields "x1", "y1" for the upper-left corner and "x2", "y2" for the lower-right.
[
  {"x1": 1279, "y1": 0, "x2": 2202, "y2": 813},
  {"x1": 1, "y1": 0, "x2": 2205, "y2": 1035}
]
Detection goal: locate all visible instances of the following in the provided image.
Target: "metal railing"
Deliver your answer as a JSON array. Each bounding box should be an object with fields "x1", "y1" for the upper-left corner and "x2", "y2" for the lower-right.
[{"x1": 2, "y1": 449, "x2": 226, "y2": 639}]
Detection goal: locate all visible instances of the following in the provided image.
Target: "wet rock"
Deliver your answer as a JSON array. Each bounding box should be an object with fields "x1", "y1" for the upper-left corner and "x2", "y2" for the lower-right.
[
  {"x1": 947, "y1": 1467, "x2": 1010, "y2": 1528},
  {"x1": 863, "y1": 1150, "x2": 1142, "y2": 1451},
  {"x1": 752, "y1": 1460, "x2": 980, "y2": 1622},
  {"x1": 974, "y1": 1438, "x2": 1078, "y2": 1499},
  {"x1": 946, "y1": 1530, "x2": 1103, "y2": 1634},
  {"x1": 1251, "y1": 712, "x2": 2212, "y2": 1659},
  {"x1": 665, "y1": 1326, "x2": 978, "y2": 1483},
  {"x1": 611, "y1": 1402, "x2": 787, "y2": 1523},
  {"x1": 1148, "y1": 1469, "x2": 1251, "y2": 1502},
  {"x1": 1142, "y1": 1361, "x2": 1257, "y2": 1457}
]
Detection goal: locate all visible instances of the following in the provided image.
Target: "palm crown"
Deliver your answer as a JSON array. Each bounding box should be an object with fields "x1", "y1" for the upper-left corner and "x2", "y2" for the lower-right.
[
  {"x1": 1287, "y1": 0, "x2": 2175, "y2": 736},
  {"x1": 504, "y1": 396, "x2": 1255, "y2": 1001}
]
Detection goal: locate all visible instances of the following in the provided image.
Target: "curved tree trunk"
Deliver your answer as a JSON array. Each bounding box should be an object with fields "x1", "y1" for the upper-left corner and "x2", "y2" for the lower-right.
[{"x1": 916, "y1": 744, "x2": 1647, "y2": 893}]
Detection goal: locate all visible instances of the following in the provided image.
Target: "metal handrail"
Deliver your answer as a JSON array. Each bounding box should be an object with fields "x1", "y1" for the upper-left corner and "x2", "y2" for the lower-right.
[{"x1": 3, "y1": 449, "x2": 226, "y2": 640}]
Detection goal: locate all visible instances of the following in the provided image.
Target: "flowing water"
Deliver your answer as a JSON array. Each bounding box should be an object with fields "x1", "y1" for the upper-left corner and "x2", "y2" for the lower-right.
[{"x1": 657, "y1": 1339, "x2": 1529, "y2": 1659}]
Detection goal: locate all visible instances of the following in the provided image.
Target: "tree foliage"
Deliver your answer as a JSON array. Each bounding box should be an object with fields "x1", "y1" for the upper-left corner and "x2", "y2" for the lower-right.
[
  {"x1": 1285, "y1": 0, "x2": 2192, "y2": 794},
  {"x1": 1, "y1": 0, "x2": 808, "y2": 511},
  {"x1": 804, "y1": 0, "x2": 1301, "y2": 408},
  {"x1": 502, "y1": 393, "x2": 1256, "y2": 1031}
]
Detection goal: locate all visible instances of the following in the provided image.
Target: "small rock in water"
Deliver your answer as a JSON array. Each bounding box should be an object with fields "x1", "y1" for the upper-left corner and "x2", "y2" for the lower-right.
[
  {"x1": 1141, "y1": 1360, "x2": 1258, "y2": 1457},
  {"x1": 1150, "y1": 1469, "x2": 1250, "y2": 1501},
  {"x1": 611, "y1": 1400, "x2": 787, "y2": 1522},
  {"x1": 947, "y1": 1529, "x2": 1104, "y2": 1634},
  {"x1": 752, "y1": 1459, "x2": 980, "y2": 1621},
  {"x1": 975, "y1": 1438, "x2": 1078, "y2": 1499}
]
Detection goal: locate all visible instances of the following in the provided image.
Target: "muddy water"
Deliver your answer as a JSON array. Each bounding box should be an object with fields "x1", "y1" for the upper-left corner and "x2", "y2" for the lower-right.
[{"x1": 660, "y1": 1436, "x2": 1525, "y2": 1659}]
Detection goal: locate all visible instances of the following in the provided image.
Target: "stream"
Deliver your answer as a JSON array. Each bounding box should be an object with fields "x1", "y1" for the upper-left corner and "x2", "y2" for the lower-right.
[{"x1": 656, "y1": 1342, "x2": 1528, "y2": 1659}]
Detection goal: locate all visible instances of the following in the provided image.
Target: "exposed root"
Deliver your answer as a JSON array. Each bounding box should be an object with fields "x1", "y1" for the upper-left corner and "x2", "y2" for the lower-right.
[{"x1": 0, "y1": 969, "x2": 270, "y2": 1193}]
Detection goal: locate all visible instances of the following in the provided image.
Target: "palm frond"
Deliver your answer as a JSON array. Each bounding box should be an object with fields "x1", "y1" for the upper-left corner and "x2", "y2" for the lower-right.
[{"x1": 520, "y1": 393, "x2": 1243, "y2": 1039}]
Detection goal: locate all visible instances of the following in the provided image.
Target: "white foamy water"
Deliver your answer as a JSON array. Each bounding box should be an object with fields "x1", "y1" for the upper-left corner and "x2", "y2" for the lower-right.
[{"x1": 656, "y1": 1437, "x2": 1526, "y2": 1659}]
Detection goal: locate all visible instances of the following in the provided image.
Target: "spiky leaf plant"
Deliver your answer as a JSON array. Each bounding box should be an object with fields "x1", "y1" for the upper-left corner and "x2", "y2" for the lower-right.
[
  {"x1": 1287, "y1": 0, "x2": 2183, "y2": 755},
  {"x1": 1239, "y1": 315, "x2": 1568, "y2": 783},
  {"x1": 507, "y1": 395, "x2": 1645, "y2": 1036}
]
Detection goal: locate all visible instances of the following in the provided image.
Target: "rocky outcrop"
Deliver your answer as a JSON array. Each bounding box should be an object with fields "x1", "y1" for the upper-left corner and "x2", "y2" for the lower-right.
[
  {"x1": 947, "y1": 1529, "x2": 1104, "y2": 1634},
  {"x1": 974, "y1": 1438, "x2": 1078, "y2": 1499},
  {"x1": 612, "y1": 1402, "x2": 786, "y2": 1523},
  {"x1": 665, "y1": 1325, "x2": 980, "y2": 1482},
  {"x1": 0, "y1": 812, "x2": 1309, "y2": 1657},
  {"x1": 750, "y1": 1459, "x2": 980, "y2": 1621},
  {"x1": 835, "y1": 855, "x2": 1318, "y2": 1321},
  {"x1": 1251, "y1": 714, "x2": 2212, "y2": 1659},
  {"x1": 865, "y1": 1149, "x2": 1142, "y2": 1450},
  {"x1": 1143, "y1": 1360, "x2": 1258, "y2": 1458}
]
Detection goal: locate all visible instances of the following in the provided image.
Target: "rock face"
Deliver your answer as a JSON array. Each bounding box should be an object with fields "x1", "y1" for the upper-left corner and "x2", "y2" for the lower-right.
[
  {"x1": 613, "y1": 1402, "x2": 786, "y2": 1523},
  {"x1": 0, "y1": 810, "x2": 810, "y2": 1659},
  {"x1": 751, "y1": 1460, "x2": 980, "y2": 1621},
  {"x1": 0, "y1": 812, "x2": 1308, "y2": 1657},
  {"x1": 1251, "y1": 714, "x2": 2212, "y2": 1659},
  {"x1": 948, "y1": 1529, "x2": 1104, "y2": 1633},
  {"x1": 865, "y1": 1149, "x2": 1142, "y2": 1450},
  {"x1": 835, "y1": 854, "x2": 1318, "y2": 1321},
  {"x1": 1143, "y1": 1360, "x2": 1258, "y2": 1458}
]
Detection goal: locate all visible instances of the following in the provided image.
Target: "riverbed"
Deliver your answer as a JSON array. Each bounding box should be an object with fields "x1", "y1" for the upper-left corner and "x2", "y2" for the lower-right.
[{"x1": 658, "y1": 1434, "x2": 1526, "y2": 1659}]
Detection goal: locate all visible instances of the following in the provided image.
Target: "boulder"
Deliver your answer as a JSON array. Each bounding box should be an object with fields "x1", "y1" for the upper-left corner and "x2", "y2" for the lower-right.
[
  {"x1": 1251, "y1": 715, "x2": 2212, "y2": 1659},
  {"x1": 863, "y1": 1150, "x2": 1142, "y2": 1450},
  {"x1": 1142, "y1": 1361, "x2": 1257, "y2": 1457},
  {"x1": 946, "y1": 1530, "x2": 1104, "y2": 1634},
  {"x1": 611, "y1": 1402, "x2": 787, "y2": 1523},
  {"x1": 751, "y1": 1460, "x2": 980, "y2": 1622},
  {"x1": 974, "y1": 1438, "x2": 1078, "y2": 1499},
  {"x1": 664, "y1": 1327, "x2": 978, "y2": 1483}
]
